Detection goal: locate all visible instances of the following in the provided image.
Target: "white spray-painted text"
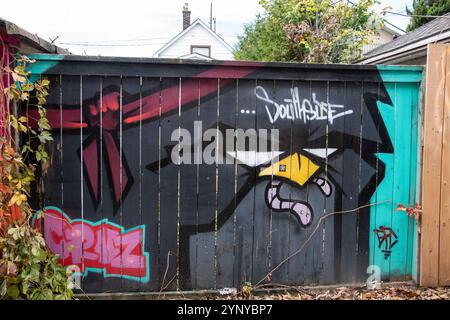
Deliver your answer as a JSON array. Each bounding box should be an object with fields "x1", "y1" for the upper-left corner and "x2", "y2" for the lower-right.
[{"x1": 255, "y1": 86, "x2": 353, "y2": 124}]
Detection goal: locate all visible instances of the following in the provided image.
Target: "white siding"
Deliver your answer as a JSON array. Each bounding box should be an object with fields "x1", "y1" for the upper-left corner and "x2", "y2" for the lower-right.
[
  {"x1": 157, "y1": 23, "x2": 234, "y2": 60},
  {"x1": 363, "y1": 28, "x2": 397, "y2": 54}
]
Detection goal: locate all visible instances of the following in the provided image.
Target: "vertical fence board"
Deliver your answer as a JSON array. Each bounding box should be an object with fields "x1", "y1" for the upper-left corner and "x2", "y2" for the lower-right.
[
  {"x1": 406, "y1": 81, "x2": 420, "y2": 278},
  {"x1": 287, "y1": 80, "x2": 312, "y2": 285},
  {"x1": 215, "y1": 79, "x2": 238, "y2": 289},
  {"x1": 95, "y1": 76, "x2": 123, "y2": 293},
  {"x1": 194, "y1": 78, "x2": 220, "y2": 289},
  {"x1": 390, "y1": 82, "x2": 413, "y2": 279},
  {"x1": 420, "y1": 45, "x2": 446, "y2": 286},
  {"x1": 178, "y1": 78, "x2": 200, "y2": 290},
  {"x1": 234, "y1": 79, "x2": 257, "y2": 286},
  {"x1": 158, "y1": 77, "x2": 180, "y2": 291},
  {"x1": 438, "y1": 46, "x2": 450, "y2": 286},
  {"x1": 182, "y1": 79, "x2": 201, "y2": 290},
  {"x1": 356, "y1": 82, "x2": 370, "y2": 281},
  {"x1": 140, "y1": 77, "x2": 162, "y2": 292},
  {"x1": 321, "y1": 81, "x2": 346, "y2": 284},
  {"x1": 57, "y1": 75, "x2": 84, "y2": 290},
  {"x1": 252, "y1": 80, "x2": 278, "y2": 285},
  {"x1": 40, "y1": 74, "x2": 65, "y2": 283},
  {"x1": 120, "y1": 76, "x2": 142, "y2": 290},
  {"x1": 303, "y1": 81, "x2": 317, "y2": 283},
  {"x1": 369, "y1": 82, "x2": 381, "y2": 277},
  {"x1": 78, "y1": 76, "x2": 104, "y2": 293},
  {"x1": 339, "y1": 81, "x2": 363, "y2": 283},
  {"x1": 308, "y1": 80, "x2": 328, "y2": 284},
  {"x1": 320, "y1": 81, "x2": 336, "y2": 284}
]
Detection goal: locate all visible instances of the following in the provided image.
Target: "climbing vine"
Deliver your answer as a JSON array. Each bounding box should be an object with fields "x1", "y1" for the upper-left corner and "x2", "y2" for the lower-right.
[{"x1": 0, "y1": 55, "x2": 75, "y2": 300}]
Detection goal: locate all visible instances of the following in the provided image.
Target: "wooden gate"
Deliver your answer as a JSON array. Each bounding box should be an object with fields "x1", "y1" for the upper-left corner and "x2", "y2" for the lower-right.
[{"x1": 26, "y1": 55, "x2": 423, "y2": 293}]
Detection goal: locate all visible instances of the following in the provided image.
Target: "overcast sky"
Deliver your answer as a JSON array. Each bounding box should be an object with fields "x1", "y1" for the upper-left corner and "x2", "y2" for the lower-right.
[{"x1": 1, "y1": 0, "x2": 413, "y2": 57}]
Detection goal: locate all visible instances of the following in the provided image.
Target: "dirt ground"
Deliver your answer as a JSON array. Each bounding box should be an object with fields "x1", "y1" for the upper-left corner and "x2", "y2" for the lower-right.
[
  {"x1": 82, "y1": 283, "x2": 450, "y2": 300},
  {"x1": 210, "y1": 284, "x2": 450, "y2": 300}
]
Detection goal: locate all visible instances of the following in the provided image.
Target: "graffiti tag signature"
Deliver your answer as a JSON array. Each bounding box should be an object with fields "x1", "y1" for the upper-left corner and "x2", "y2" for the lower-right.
[
  {"x1": 374, "y1": 226, "x2": 398, "y2": 260},
  {"x1": 33, "y1": 207, "x2": 150, "y2": 282},
  {"x1": 255, "y1": 86, "x2": 353, "y2": 125}
]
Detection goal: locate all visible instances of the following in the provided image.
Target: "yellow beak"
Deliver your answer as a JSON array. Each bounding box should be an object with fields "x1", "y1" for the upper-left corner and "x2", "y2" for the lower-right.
[{"x1": 258, "y1": 152, "x2": 320, "y2": 186}]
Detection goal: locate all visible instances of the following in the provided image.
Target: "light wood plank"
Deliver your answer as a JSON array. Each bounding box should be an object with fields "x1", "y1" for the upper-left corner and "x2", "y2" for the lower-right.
[
  {"x1": 420, "y1": 44, "x2": 447, "y2": 286},
  {"x1": 439, "y1": 45, "x2": 450, "y2": 286}
]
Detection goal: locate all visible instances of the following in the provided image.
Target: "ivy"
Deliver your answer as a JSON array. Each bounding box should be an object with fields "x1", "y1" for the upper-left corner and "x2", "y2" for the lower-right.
[{"x1": 0, "y1": 55, "x2": 75, "y2": 300}]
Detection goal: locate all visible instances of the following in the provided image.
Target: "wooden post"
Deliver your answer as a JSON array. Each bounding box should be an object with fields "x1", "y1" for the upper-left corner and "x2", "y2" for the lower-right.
[
  {"x1": 420, "y1": 44, "x2": 450, "y2": 286},
  {"x1": 438, "y1": 44, "x2": 450, "y2": 286}
]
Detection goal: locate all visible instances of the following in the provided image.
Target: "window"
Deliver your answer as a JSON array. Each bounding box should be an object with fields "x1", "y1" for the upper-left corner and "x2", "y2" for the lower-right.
[{"x1": 191, "y1": 45, "x2": 211, "y2": 57}]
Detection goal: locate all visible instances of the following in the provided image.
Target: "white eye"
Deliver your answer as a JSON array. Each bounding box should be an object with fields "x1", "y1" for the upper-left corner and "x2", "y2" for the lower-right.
[
  {"x1": 226, "y1": 151, "x2": 284, "y2": 167},
  {"x1": 302, "y1": 148, "x2": 337, "y2": 159}
]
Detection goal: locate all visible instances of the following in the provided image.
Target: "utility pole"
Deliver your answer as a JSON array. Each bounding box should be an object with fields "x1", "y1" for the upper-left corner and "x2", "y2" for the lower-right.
[{"x1": 210, "y1": 2, "x2": 213, "y2": 29}]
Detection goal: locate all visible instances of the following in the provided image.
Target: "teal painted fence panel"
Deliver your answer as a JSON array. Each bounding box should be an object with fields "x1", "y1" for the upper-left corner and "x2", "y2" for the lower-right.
[{"x1": 370, "y1": 67, "x2": 422, "y2": 281}]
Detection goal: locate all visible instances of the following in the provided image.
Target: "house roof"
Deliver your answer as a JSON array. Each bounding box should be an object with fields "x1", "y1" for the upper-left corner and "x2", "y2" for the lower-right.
[
  {"x1": 178, "y1": 52, "x2": 214, "y2": 60},
  {"x1": 381, "y1": 22, "x2": 403, "y2": 36},
  {"x1": 0, "y1": 16, "x2": 69, "y2": 54},
  {"x1": 153, "y1": 18, "x2": 234, "y2": 58},
  {"x1": 360, "y1": 13, "x2": 450, "y2": 64}
]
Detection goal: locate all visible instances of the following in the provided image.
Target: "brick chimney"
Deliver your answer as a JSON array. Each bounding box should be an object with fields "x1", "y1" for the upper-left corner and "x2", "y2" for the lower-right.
[{"x1": 182, "y1": 3, "x2": 191, "y2": 30}]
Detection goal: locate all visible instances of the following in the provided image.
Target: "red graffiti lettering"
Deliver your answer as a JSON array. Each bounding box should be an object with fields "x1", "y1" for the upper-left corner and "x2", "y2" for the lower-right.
[{"x1": 33, "y1": 207, "x2": 149, "y2": 282}]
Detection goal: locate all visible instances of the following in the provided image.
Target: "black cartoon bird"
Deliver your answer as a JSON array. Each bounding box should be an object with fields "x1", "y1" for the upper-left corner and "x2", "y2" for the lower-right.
[
  {"x1": 147, "y1": 80, "x2": 393, "y2": 231},
  {"x1": 144, "y1": 77, "x2": 393, "y2": 288}
]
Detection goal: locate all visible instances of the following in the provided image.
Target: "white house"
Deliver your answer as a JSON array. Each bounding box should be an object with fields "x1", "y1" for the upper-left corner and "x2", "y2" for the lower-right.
[
  {"x1": 362, "y1": 23, "x2": 403, "y2": 55},
  {"x1": 153, "y1": 4, "x2": 234, "y2": 60}
]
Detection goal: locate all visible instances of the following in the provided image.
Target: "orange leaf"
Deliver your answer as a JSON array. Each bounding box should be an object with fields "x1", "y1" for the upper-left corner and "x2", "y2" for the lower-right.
[
  {"x1": 9, "y1": 204, "x2": 23, "y2": 225},
  {"x1": 0, "y1": 184, "x2": 11, "y2": 194}
]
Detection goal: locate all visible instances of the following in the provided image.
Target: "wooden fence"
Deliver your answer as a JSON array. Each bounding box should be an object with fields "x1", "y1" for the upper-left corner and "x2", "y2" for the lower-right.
[{"x1": 26, "y1": 55, "x2": 423, "y2": 293}]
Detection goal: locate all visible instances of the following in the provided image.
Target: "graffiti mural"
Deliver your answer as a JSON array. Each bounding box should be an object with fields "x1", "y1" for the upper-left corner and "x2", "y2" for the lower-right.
[
  {"x1": 33, "y1": 207, "x2": 150, "y2": 282},
  {"x1": 25, "y1": 56, "x2": 422, "y2": 293}
]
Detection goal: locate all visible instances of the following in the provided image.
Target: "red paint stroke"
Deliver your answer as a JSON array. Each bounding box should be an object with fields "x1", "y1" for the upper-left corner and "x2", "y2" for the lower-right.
[{"x1": 25, "y1": 63, "x2": 259, "y2": 206}]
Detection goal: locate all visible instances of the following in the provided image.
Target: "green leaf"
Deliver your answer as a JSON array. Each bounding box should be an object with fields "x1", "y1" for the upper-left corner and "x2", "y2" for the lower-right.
[
  {"x1": 8, "y1": 277, "x2": 20, "y2": 284},
  {"x1": 32, "y1": 247, "x2": 47, "y2": 261},
  {"x1": 7, "y1": 285, "x2": 20, "y2": 299},
  {"x1": 21, "y1": 83, "x2": 34, "y2": 92},
  {"x1": 20, "y1": 92, "x2": 30, "y2": 101},
  {"x1": 18, "y1": 122, "x2": 28, "y2": 133},
  {"x1": 14, "y1": 65, "x2": 26, "y2": 75},
  {"x1": 22, "y1": 144, "x2": 32, "y2": 154},
  {"x1": 38, "y1": 131, "x2": 53, "y2": 143},
  {"x1": 42, "y1": 288, "x2": 54, "y2": 300}
]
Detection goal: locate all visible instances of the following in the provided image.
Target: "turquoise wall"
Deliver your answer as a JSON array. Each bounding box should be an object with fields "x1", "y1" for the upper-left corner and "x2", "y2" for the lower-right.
[{"x1": 370, "y1": 65, "x2": 422, "y2": 280}]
